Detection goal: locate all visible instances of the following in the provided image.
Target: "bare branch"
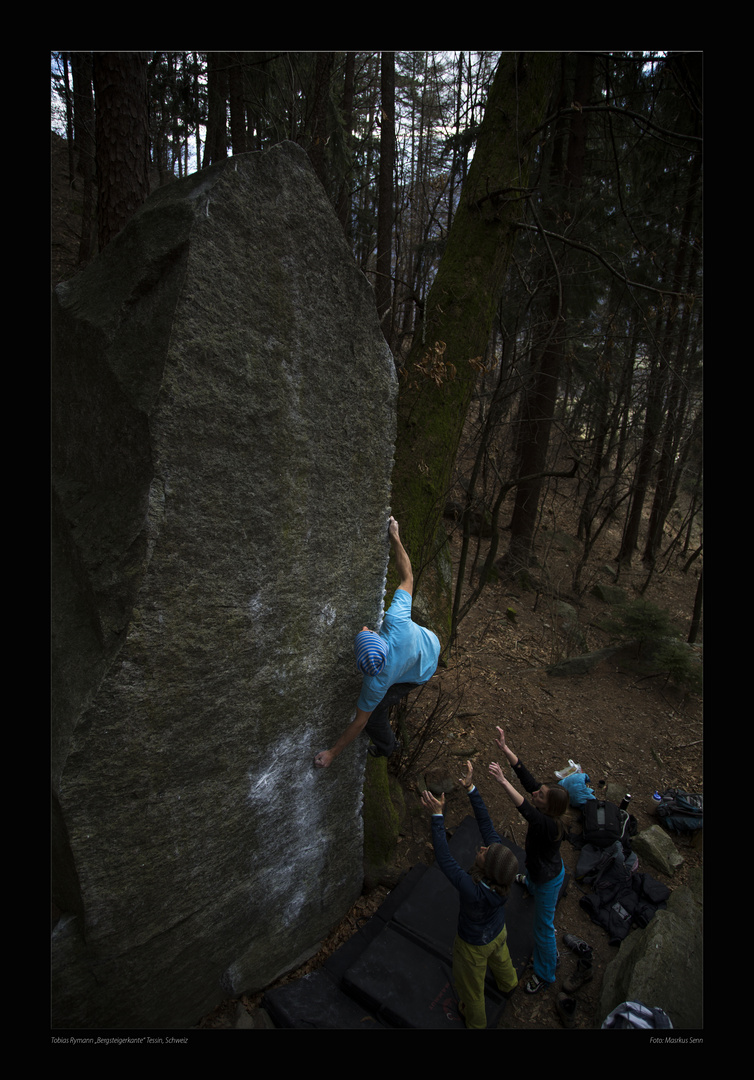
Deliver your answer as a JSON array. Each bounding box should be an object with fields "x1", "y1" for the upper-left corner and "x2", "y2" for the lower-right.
[{"x1": 513, "y1": 220, "x2": 702, "y2": 301}]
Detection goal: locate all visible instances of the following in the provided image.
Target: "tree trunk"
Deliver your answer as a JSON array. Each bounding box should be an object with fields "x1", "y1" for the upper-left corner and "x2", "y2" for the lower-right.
[
  {"x1": 376, "y1": 52, "x2": 396, "y2": 341},
  {"x1": 506, "y1": 290, "x2": 566, "y2": 566},
  {"x1": 228, "y1": 53, "x2": 248, "y2": 156},
  {"x1": 203, "y1": 53, "x2": 229, "y2": 167},
  {"x1": 642, "y1": 164, "x2": 702, "y2": 565},
  {"x1": 71, "y1": 52, "x2": 96, "y2": 266},
  {"x1": 506, "y1": 52, "x2": 594, "y2": 568},
  {"x1": 92, "y1": 52, "x2": 150, "y2": 251},
  {"x1": 335, "y1": 53, "x2": 356, "y2": 236},
  {"x1": 687, "y1": 565, "x2": 703, "y2": 644},
  {"x1": 306, "y1": 52, "x2": 336, "y2": 192},
  {"x1": 616, "y1": 312, "x2": 667, "y2": 566},
  {"x1": 390, "y1": 52, "x2": 559, "y2": 637},
  {"x1": 618, "y1": 147, "x2": 702, "y2": 567}
]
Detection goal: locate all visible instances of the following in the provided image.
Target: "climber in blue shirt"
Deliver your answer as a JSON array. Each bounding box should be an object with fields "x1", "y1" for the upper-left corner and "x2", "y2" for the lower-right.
[{"x1": 314, "y1": 517, "x2": 440, "y2": 768}]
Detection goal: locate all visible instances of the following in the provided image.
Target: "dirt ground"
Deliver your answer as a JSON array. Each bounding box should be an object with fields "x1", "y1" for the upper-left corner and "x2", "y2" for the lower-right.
[{"x1": 203, "y1": 497, "x2": 703, "y2": 1031}]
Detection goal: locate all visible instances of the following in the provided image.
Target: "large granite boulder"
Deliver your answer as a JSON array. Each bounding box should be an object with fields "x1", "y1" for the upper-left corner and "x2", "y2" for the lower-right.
[{"x1": 51, "y1": 143, "x2": 397, "y2": 1028}]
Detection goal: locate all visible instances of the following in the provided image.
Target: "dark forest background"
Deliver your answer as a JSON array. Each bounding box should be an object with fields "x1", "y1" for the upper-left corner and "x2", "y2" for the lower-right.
[{"x1": 50, "y1": 51, "x2": 703, "y2": 645}]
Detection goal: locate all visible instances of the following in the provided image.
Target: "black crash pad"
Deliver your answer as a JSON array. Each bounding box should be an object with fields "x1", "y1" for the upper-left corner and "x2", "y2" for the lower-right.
[
  {"x1": 262, "y1": 969, "x2": 387, "y2": 1030},
  {"x1": 389, "y1": 816, "x2": 535, "y2": 970},
  {"x1": 341, "y1": 922, "x2": 472, "y2": 1029},
  {"x1": 262, "y1": 814, "x2": 568, "y2": 1029}
]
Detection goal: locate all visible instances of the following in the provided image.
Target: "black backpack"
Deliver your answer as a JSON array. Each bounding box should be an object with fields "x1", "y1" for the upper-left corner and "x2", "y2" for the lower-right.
[
  {"x1": 581, "y1": 799, "x2": 630, "y2": 849},
  {"x1": 655, "y1": 788, "x2": 703, "y2": 834}
]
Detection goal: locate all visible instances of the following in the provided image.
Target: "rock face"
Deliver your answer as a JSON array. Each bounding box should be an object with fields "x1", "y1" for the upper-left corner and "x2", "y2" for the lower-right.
[{"x1": 51, "y1": 143, "x2": 397, "y2": 1028}]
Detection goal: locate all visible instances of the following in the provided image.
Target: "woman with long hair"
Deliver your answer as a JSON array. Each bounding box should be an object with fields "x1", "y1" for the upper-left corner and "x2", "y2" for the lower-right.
[
  {"x1": 421, "y1": 761, "x2": 519, "y2": 1028},
  {"x1": 489, "y1": 725, "x2": 568, "y2": 994}
]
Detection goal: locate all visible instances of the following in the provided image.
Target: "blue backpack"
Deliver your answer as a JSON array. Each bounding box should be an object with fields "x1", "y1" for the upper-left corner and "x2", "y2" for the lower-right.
[{"x1": 655, "y1": 789, "x2": 703, "y2": 834}]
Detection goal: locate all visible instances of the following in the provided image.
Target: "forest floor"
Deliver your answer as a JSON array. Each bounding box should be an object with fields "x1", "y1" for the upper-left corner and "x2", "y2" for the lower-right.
[{"x1": 201, "y1": 480, "x2": 703, "y2": 1031}]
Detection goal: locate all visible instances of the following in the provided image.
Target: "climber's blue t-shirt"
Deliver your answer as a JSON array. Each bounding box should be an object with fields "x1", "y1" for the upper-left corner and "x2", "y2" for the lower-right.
[{"x1": 357, "y1": 589, "x2": 440, "y2": 713}]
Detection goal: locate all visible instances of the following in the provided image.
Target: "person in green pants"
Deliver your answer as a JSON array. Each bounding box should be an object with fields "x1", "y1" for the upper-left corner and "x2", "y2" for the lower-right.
[{"x1": 421, "y1": 762, "x2": 519, "y2": 1028}]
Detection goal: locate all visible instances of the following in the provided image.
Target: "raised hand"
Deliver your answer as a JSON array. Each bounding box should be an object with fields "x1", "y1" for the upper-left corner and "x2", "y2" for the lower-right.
[
  {"x1": 458, "y1": 760, "x2": 474, "y2": 790},
  {"x1": 488, "y1": 761, "x2": 506, "y2": 786},
  {"x1": 421, "y1": 789, "x2": 445, "y2": 815}
]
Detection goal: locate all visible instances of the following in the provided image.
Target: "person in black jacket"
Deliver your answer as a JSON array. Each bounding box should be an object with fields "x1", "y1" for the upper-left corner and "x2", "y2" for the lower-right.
[
  {"x1": 421, "y1": 761, "x2": 519, "y2": 1028},
  {"x1": 489, "y1": 726, "x2": 568, "y2": 994}
]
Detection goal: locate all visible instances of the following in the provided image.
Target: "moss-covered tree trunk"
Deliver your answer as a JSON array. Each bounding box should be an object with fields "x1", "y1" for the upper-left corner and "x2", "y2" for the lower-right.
[
  {"x1": 389, "y1": 53, "x2": 559, "y2": 642},
  {"x1": 506, "y1": 53, "x2": 594, "y2": 570}
]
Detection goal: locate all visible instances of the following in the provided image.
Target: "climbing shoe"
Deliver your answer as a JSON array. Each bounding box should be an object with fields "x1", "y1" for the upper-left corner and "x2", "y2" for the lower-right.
[
  {"x1": 563, "y1": 958, "x2": 594, "y2": 994},
  {"x1": 524, "y1": 973, "x2": 549, "y2": 994},
  {"x1": 556, "y1": 993, "x2": 577, "y2": 1028},
  {"x1": 563, "y1": 932, "x2": 593, "y2": 957}
]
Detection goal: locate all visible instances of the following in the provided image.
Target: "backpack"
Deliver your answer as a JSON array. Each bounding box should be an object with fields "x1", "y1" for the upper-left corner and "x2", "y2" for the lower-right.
[
  {"x1": 601, "y1": 1001, "x2": 673, "y2": 1030},
  {"x1": 655, "y1": 788, "x2": 703, "y2": 834},
  {"x1": 581, "y1": 799, "x2": 630, "y2": 849}
]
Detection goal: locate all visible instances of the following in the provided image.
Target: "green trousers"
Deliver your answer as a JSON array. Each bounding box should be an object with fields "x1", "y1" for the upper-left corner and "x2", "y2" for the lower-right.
[{"x1": 453, "y1": 924, "x2": 518, "y2": 1029}]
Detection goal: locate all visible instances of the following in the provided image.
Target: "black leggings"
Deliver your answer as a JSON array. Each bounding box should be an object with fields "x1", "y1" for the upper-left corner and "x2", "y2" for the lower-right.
[{"x1": 364, "y1": 682, "x2": 421, "y2": 756}]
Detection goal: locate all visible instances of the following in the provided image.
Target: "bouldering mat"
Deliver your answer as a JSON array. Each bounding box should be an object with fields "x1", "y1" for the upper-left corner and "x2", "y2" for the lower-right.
[
  {"x1": 261, "y1": 869, "x2": 430, "y2": 1030},
  {"x1": 339, "y1": 920, "x2": 507, "y2": 1028},
  {"x1": 261, "y1": 969, "x2": 387, "y2": 1030},
  {"x1": 262, "y1": 814, "x2": 568, "y2": 1029},
  {"x1": 323, "y1": 863, "x2": 428, "y2": 983},
  {"x1": 387, "y1": 816, "x2": 548, "y2": 975},
  {"x1": 341, "y1": 922, "x2": 473, "y2": 1029}
]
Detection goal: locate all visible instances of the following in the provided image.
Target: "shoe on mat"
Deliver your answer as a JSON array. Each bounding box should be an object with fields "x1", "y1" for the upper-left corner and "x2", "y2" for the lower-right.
[
  {"x1": 563, "y1": 958, "x2": 593, "y2": 994},
  {"x1": 556, "y1": 992, "x2": 577, "y2": 1028},
  {"x1": 563, "y1": 932, "x2": 593, "y2": 957}
]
